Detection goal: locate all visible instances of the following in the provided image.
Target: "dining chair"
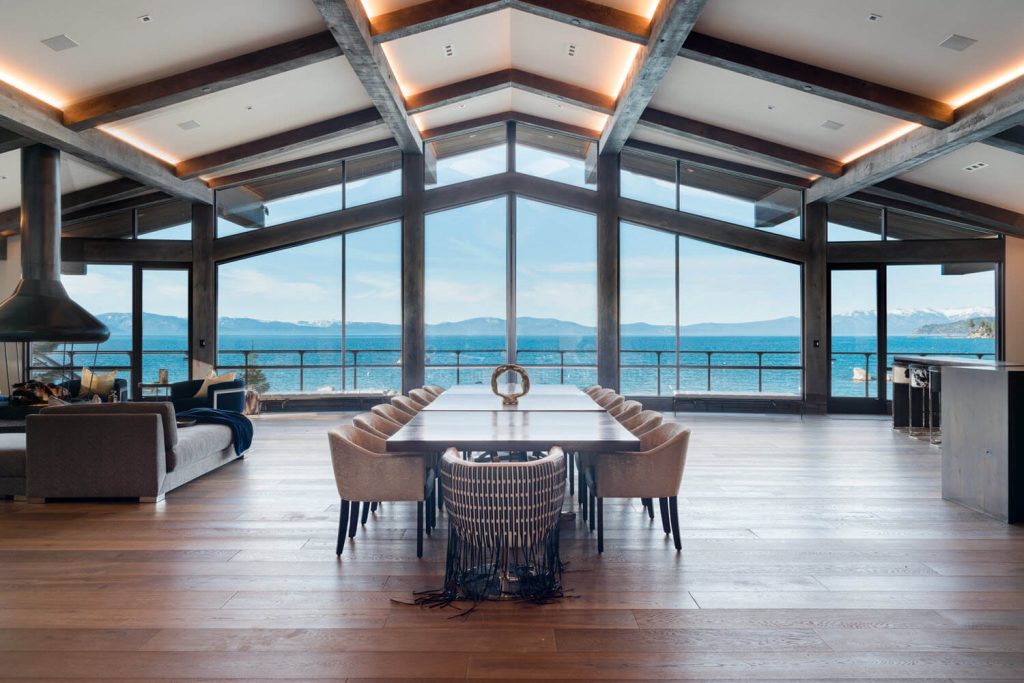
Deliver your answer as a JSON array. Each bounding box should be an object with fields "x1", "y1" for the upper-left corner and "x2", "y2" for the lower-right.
[
  {"x1": 584, "y1": 422, "x2": 692, "y2": 553},
  {"x1": 435, "y1": 446, "x2": 566, "y2": 602},
  {"x1": 353, "y1": 412, "x2": 399, "y2": 439},
  {"x1": 583, "y1": 385, "x2": 602, "y2": 397},
  {"x1": 599, "y1": 394, "x2": 625, "y2": 412},
  {"x1": 372, "y1": 403, "x2": 413, "y2": 426},
  {"x1": 391, "y1": 395, "x2": 421, "y2": 417},
  {"x1": 610, "y1": 399, "x2": 642, "y2": 422},
  {"x1": 590, "y1": 388, "x2": 614, "y2": 404},
  {"x1": 408, "y1": 388, "x2": 435, "y2": 407},
  {"x1": 422, "y1": 384, "x2": 444, "y2": 397},
  {"x1": 328, "y1": 425, "x2": 435, "y2": 558},
  {"x1": 622, "y1": 409, "x2": 663, "y2": 436}
]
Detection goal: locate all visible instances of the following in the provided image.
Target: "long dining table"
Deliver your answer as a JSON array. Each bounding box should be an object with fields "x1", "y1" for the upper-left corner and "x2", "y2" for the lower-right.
[{"x1": 385, "y1": 383, "x2": 641, "y2": 453}]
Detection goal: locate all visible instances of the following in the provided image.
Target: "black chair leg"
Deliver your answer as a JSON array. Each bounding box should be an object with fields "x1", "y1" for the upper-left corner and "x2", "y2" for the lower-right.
[
  {"x1": 371, "y1": 501, "x2": 378, "y2": 512},
  {"x1": 426, "y1": 494, "x2": 434, "y2": 535},
  {"x1": 360, "y1": 501, "x2": 370, "y2": 525},
  {"x1": 348, "y1": 502, "x2": 359, "y2": 538},
  {"x1": 416, "y1": 501, "x2": 424, "y2": 558},
  {"x1": 658, "y1": 497, "x2": 671, "y2": 534},
  {"x1": 568, "y1": 452, "x2": 575, "y2": 495},
  {"x1": 642, "y1": 498, "x2": 655, "y2": 519},
  {"x1": 597, "y1": 497, "x2": 604, "y2": 553},
  {"x1": 580, "y1": 479, "x2": 588, "y2": 521},
  {"x1": 589, "y1": 490, "x2": 596, "y2": 532},
  {"x1": 669, "y1": 496, "x2": 682, "y2": 551},
  {"x1": 436, "y1": 477, "x2": 444, "y2": 511},
  {"x1": 336, "y1": 499, "x2": 350, "y2": 556}
]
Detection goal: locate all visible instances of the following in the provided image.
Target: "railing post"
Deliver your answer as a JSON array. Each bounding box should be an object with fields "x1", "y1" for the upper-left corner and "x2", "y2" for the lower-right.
[
  {"x1": 352, "y1": 350, "x2": 359, "y2": 390},
  {"x1": 299, "y1": 350, "x2": 305, "y2": 392},
  {"x1": 243, "y1": 351, "x2": 250, "y2": 388},
  {"x1": 706, "y1": 351, "x2": 712, "y2": 391},
  {"x1": 656, "y1": 351, "x2": 662, "y2": 397},
  {"x1": 560, "y1": 350, "x2": 565, "y2": 384},
  {"x1": 757, "y1": 351, "x2": 764, "y2": 393},
  {"x1": 864, "y1": 353, "x2": 871, "y2": 398}
]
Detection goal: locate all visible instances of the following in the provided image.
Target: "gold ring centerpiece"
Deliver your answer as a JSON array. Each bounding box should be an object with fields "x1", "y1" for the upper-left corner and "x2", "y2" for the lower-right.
[{"x1": 491, "y1": 364, "x2": 530, "y2": 405}]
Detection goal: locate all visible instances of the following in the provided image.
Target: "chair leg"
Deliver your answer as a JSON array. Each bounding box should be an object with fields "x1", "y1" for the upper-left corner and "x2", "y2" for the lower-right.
[
  {"x1": 597, "y1": 497, "x2": 604, "y2": 554},
  {"x1": 668, "y1": 496, "x2": 682, "y2": 551},
  {"x1": 426, "y1": 493, "x2": 434, "y2": 536},
  {"x1": 436, "y1": 473, "x2": 443, "y2": 511},
  {"x1": 568, "y1": 452, "x2": 575, "y2": 495},
  {"x1": 348, "y1": 502, "x2": 360, "y2": 538},
  {"x1": 658, "y1": 497, "x2": 671, "y2": 534},
  {"x1": 336, "y1": 499, "x2": 350, "y2": 556},
  {"x1": 360, "y1": 501, "x2": 370, "y2": 525},
  {"x1": 577, "y1": 466, "x2": 585, "y2": 508},
  {"x1": 416, "y1": 501, "x2": 424, "y2": 558},
  {"x1": 642, "y1": 497, "x2": 655, "y2": 519},
  {"x1": 589, "y1": 489, "x2": 596, "y2": 532},
  {"x1": 371, "y1": 501, "x2": 378, "y2": 512},
  {"x1": 580, "y1": 479, "x2": 588, "y2": 521}
]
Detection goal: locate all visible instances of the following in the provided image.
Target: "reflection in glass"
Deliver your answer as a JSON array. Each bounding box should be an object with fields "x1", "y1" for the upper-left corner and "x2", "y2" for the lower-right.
[
  {"x1": 138, "y1": 200, "x2": 192, "y2": 240},
  {"x1": 679, "y1": 165, "x2": 801, "y2": 238},
  {"x1": 830, "y1": 269, "x2": 878, "y2": 398},
  {"x1": 620, "y1": 148, "x2": 676, "y2": 209},
  {"x1": 425, "y1": 125, "x2": 507, "y2": 188},
  {"x1": 828, "y1": 199, "x2": 882, "y2": 241},
  {"x1": 346, "y1": 150, "x2": 402, "y2": 207},
  {"x1": 515, "y1": 125, "x2": 596, "y2": 190}
]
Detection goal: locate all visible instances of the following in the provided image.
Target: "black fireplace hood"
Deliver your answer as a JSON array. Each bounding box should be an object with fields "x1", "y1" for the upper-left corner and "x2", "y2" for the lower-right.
[{"x1": 0, "y1": 145, "x2": 109, "y2": 343}]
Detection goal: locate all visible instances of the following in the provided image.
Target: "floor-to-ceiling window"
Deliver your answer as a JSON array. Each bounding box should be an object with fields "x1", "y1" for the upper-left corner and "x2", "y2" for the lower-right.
[{"x1": 140, "y1": 268, "x2": 189, "y2": 386}]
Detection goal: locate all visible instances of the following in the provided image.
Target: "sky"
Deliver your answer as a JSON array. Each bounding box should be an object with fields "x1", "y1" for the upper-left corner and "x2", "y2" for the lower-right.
[{"x1": 57, "y1": 142, "x2": 997, "y2": 329}]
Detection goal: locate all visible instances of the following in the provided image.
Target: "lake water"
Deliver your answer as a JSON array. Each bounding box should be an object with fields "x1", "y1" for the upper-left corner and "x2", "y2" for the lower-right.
[{"x1": 32, "y1": 334, "x2": 995, "y2": 397}]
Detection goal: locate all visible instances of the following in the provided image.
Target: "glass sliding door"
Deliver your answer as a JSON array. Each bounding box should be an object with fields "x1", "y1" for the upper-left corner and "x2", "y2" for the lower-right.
[
  {"x1": 514, "y1": 197, "x2": 596, "y2": 386},
  {"x1": 140, "y1": 268, "x2": 190, "y2": 390},
  {"x1": 829, "y1": 267, "x2": 885, "y2": 411}
]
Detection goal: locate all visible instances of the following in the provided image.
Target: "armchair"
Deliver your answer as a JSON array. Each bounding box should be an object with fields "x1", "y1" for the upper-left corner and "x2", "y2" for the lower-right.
[{"x1": 169, "y1": 379, "x2": 245, "y2": 413}]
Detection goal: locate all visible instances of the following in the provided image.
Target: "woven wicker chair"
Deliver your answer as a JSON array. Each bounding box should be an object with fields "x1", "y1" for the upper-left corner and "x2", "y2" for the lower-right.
[
  {"x1": 428, "y1": 447, "x2": 566, "y2": 604},
  {"x1": 328, "y1": 425, "x2": 435, "y2": 557},
  {"x1": 408, "y1": 388, "x2": 435, "y2": 407},
  {"x1": 372, "y1": 403, "x2": 413, "y2": 426},
  {"x1": 584, "y1": 422, "x2": 691, "y2": 553},
  {"x1": 610, "y1": 399, "x2": 642, "y2": 422},
  {"x1": 391, "y1": 395, "x2": 421, "y2": 417}
]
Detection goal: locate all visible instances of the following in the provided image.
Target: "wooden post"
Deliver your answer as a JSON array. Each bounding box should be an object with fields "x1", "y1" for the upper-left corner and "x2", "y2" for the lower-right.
[
  {"x1": 402, "y1": 152, "x2": 425, "y2": 392},
  {"x1": 803, "y1": 200, "x2": 828, "y2": 413},
  {"x1": 191, "y1": 203, "x2": 216, "y2": 379},
  {"x1": 596, "y1": 154, "x2": 620, "y2": 390}
]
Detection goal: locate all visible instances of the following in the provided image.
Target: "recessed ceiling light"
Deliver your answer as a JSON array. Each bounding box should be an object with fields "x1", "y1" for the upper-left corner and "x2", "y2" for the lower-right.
[
  {"x1": 867, "y1": 13, "x2": 882, "y2": 22},
  {"x1": 201, "y1": 86, "x2": 211, "y2": 93},
  {"x1": 767, "y1": 105, "x2": 776, "y2": 110},
  {"x1": 821, "y1": 119, "x2": 845, "y2": 131},
  {"x1": 137, "y1": 14, "x2": 153, "y2": 23},
  {"x1": 443, "y1": 44, "x2": 454, "y2": 58},
  {"x1": 802, "y1": 85, "x2": 813, "y2": 92},
  {"x1": 177, "y1": 119, "x2": 200, "y2": 131},
  {"x1": 245, "y1": 105, "x2": 253, "y2": 111},
  {"x1": 457, "y1": 103, "x2": 466, "y2": 109},
  {"x1": 940, "y1": 34, "x2": 978, "y2": 51},
  {"x1": 40, "y1": 34, "x2": 78, "y2": 51},
  {"x1": 565, "y1": 43, "x2": 577, "y2": 57},
  {"x1": 963, "y1": 161, "x2": 989, "y2": 172}
]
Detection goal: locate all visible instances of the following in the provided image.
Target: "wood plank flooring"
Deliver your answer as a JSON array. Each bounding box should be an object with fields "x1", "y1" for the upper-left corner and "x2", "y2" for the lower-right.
[{"x1": 1, "y1": 411, "x2": 1023, "y2": 680}]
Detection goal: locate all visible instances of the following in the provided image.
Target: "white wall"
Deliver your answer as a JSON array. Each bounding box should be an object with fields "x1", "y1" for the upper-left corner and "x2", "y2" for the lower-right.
[
  {"x1": 0, "y1": 237, "x2": 23, "y2": 391},
  {"x1": 1004, "y1": 237, "x2": 1024, "y2": 363}
]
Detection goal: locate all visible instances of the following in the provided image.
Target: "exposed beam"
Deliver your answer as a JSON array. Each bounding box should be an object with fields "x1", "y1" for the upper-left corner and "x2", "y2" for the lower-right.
[
  {"x1": 62, "y1": 193, "x2": 173, "y2": 232},
  {"x1": 369, "y1": 0, "x2": 649, "y2": 45},
  {"x1": 619, "y1": 195, "x2": 808, "y2": 263},
  {"x1": 175, "y1": 108, "x2": 382, "y2": 179},
  {"x1": 0, "y1": 178, "x2": 156, "y2": 234},
  {"x1": 61, "y1": 237, "x2": 192, "y2": 264},
  {"x1": 314, "y1": 0, "x2": 423, "y2": 154},
  {"x1": 599, "y1": 0, "x2": 707, "y2": 155},
  {"x1": 405, "y1": 69, "x2": 615, "y2": 114},
  {"x1": 0, "y1": 128, "x2": 28, "y2": 153},
  {"x1": 207, "y1": 138, "x2": 397, "y2": 189},
  {"x1": 678, "y1": 33, "x2": 954, "y2": 128},
  {"x1": 62, "y1": 33, "x2": 343, "y2": 130},
  {"x1": 420, "y1": 111, "x2": 600, "y2": 141},
  {"x1": 985, "y1": 125, "x2": 1024, "y2": 156},
  {"x1": 638, "y1": 108, "x2": 843, "y2": 177},
  {"x1": 846, "y1": 191, "x2": 1002, "y2": 237},
  {"x1": 423, "y1": 171, "x2": 599, "y2": 214},
  {"x1": 863, "y1": 178, "x2": 1024, "y2": 237},
  {"x1": 0, "y1": 81, "x2": 211, "y2": 204},
  {"x1": 827, "y1": 237, "x2": 1004, "y2": 265},
  {"x1": 807, "y1": 75, "x2": 1024, "y2": 203},
  {"x1": 623, "y1": 138, "x2": 813, "y2": 189}
]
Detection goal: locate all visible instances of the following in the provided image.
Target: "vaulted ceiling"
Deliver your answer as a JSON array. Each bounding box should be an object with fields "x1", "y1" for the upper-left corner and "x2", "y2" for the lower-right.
[{"x1": 1, "y1": 0, "x2": 1024, "y2": 227}]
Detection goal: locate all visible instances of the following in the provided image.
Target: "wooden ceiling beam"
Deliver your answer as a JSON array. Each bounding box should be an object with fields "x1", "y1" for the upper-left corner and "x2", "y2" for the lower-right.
[
  {"x1": 369, "y1": 0, "x2": 649, "y2": 44},
  {"x1": 862, "y1": 178, "x2": 1024, "y2": 237},
  {"x1": 807, "y1": 75, "x2": 1024, "y2": 202},
  {"x1": 599, "y1": 0, "x2": 707, "y2": 155},
  {"x1": 678, "y1": 33, "x2": 954, "y2": 128},
  {"x1": 420, "y1": 111, "x2": 600, "y2": 140},
  {"x1": 405, "y1": 69, "x2": 616, "y2": 114},
  {"x1": 314, "y1": 0, "x2": 423, "y2": 154},
  {"x1": 0, "y1": 81, "x2": 211, "y2": 203},
  {"x1": 62, "y1": 32, "x2": 343, "y2": 130},
  {"x1": 174, "y1": 108, "x2": 382, "y2": 179},
  {"x1": 638, "y1": 108, "x2": 843, "y2": 177}
]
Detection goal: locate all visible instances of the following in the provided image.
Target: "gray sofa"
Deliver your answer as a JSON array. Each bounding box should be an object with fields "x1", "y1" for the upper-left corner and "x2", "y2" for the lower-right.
[{"x1": 25, "y1": 402, "x2": 244, "y2": 503}]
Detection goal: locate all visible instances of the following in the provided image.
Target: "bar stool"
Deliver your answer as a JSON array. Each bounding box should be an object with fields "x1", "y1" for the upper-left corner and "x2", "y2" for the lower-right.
[
  {"x1": 892, "y1": 363, "x2": 910, "y2": 432},
  {"x1": 928, "y1": 366, "x2": 942, "y2": 445},
  {"x1": 908, "y1": 364, "x2": 929, "y2": 439}
]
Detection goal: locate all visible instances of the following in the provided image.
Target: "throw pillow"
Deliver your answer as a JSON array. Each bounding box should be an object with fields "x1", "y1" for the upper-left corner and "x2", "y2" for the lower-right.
[
  {"x1": 78, "y1": 368, "x2": 117, "y2": 398},
  {"x1": 46, "y1": 394, "x2": 69, "y2": 407},
  {"x1": 194, "y1": 371, "x2": 237, "y2": 398}
]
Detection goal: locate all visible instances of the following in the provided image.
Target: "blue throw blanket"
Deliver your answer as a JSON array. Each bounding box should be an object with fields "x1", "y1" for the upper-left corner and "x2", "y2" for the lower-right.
[{"x1": 176, "y1": 408, "x2": 253, "y2": 455}]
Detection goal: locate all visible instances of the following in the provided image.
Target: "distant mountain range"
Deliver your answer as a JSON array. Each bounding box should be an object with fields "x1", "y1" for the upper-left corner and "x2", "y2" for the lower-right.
[{"x1": 98, "y1": 308, "x2": 995, "y2": 337}]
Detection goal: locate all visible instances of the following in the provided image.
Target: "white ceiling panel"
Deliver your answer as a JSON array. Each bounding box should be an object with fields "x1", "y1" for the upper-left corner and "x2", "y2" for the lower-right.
[
  {"x1": 696, "y1": 0, "x2": 1024, "y2": 105},
  {"x1": 411, "y1": 89, "x2": 606, "y2": 135},
  {"x1": 509, "y1": 90, "x2": 607, "y2": 132},
  {"x1": 0, "y1": 152, "x2": 120, "y2": 213},
  {"x1": 900, "y1": 142, "x2": 1024, "y2": 213},
  {"x1": 0, "y1": 0, "x2": 325, "y2": 106},
  {"x1": 105, "y1": 58, "x2": 373, "y2": 163},
  {"x1": 651, "y1": 58, "x2": 907, "y2": 162},
  {"x1": 364, "y1": 0, "x2": 657, "y2": 20}
]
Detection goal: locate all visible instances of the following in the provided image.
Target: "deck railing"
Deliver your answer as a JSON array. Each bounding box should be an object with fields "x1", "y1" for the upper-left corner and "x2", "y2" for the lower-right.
[{"x1": 830, "y1": 350, "x2": 995, "y2": 398}]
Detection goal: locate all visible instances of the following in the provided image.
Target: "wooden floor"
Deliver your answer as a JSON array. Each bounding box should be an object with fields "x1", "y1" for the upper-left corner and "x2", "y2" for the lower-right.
[{"x1": 1, "y1": 412, "x2": 1024, "y2": 681}]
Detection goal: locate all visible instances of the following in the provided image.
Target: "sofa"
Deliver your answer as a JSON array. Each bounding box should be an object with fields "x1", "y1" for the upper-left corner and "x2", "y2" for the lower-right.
[
  {"x1": 60, "y1": 378, "x2": 129, "y2": 402},
  {"x1": 0, "y1": 433, "x2": 26, "y2": 498},
  {"x1": 25, "y1": 402, "x2": 244, "y2": 503},
  {"x1": 169, "y1": 378, "x2": 245, "y2": 413}
]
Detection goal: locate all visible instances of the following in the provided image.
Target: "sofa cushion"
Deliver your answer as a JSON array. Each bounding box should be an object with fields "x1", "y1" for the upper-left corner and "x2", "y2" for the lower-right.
[
  {"x1": 0, "y1": 433, "x2": 26, "y2": 477},
  {"x1": 172, "y1": 424, "x2": 233, "y2": 469},
  {"x1": 40, "y1": 402, "x2": 178, "y2": 461},
  {"x1": 78, "y1": 368, "x2": 118, "y2": 398},
  {"x1": 194, "y1": 371, "x2": 237, "y2": 398}
]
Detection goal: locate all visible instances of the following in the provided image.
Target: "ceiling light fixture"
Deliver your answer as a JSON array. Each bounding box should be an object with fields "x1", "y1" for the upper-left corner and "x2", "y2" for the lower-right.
[
  {"x1": 40, "y1": 34, "x2": 78, "y2": 52},
  {"x1": 443, "y1": 44, "x2": 454, "y2": 58},
  {"x1": 940, "y1": 34, "x2": 977, "y2": 51},
  {"x1": 177, "y1": 120, "x2": 200, "y2": 131},
  {"x1": 867, "y1": 13, "x2": 882, "y2": 22},
  {"x1": 565, "y1": 43, "x2": 577, "y2": 57},
  {"x1": 137, "y1": 14, "x2": 153, "y2": 23},
  {"x1": 963, "y1": 161, "x2": 989, "y2": 172},
  {"x1": 820, "y1": 119, "x2": 845, "y2": 130}
]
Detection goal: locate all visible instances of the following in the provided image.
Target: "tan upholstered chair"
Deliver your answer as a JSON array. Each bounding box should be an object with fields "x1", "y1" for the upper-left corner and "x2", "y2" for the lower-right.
[
  {"x1": 391, "y1": 395, "x2": 421, "y2": 417},
  {"x1": 600, "y1": 394, "x2": 625, "y2": 412},
  {"x1": 372, "y1": 403, "x2": 412, "y2": 426},
  {"x1": 584, "y1": 422, "x2": 691, "y2": 553},
  {"x1": 590, "y1": 388, "x2": 614, "y2": 404},
  {"x1": 583, "y1": 385, "x2": 602, "y2": 397},
  {"x1": 408, "y1": 388, "x2": 434, "y2": 407},
  {"x1": 353, "y1": 412, "x2": 398, "y2": 439},
  {"x1": 328, "y1": 425, "x2": 435, "y2": 558},
  {"x1": 422, "y1": 385, "x2": 444, "y2": 397},
  {"x1": 622, "y1": 410, "x2": 664, "y2": 436},
  {"x1": 610, "y1": 399, "x2": 642, "y2": 422}
]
